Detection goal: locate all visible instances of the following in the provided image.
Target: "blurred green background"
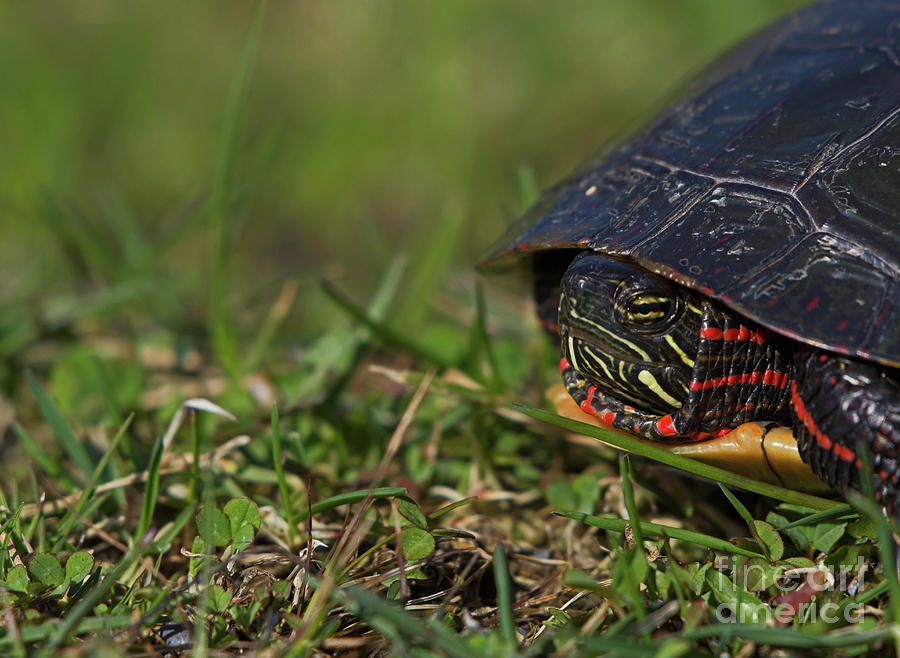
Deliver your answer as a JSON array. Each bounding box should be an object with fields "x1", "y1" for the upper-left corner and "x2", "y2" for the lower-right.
[{"x1": 0, "y1": 1, "x2": 808, "y2": 356}]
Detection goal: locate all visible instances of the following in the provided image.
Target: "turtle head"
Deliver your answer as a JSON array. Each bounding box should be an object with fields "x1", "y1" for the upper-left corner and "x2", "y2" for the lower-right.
[{"x1": 558, "y1": 252, "x2": 702, "y2": 416}]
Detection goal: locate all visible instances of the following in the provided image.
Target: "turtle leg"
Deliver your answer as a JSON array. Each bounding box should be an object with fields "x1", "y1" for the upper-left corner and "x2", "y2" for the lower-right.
[{"x1": 792, "y1": 347, "x2": 900, "y2": 513}]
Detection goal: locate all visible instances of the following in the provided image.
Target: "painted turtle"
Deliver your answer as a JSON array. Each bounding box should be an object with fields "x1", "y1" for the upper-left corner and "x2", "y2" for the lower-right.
[{"x1": 484, "y1": 0, "x2": 900, "y2": 510}]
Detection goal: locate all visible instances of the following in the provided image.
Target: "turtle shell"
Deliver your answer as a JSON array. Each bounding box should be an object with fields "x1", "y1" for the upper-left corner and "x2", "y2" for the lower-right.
[{"x1": 484, "y1": 0, "x2": 900, "y2": 367}]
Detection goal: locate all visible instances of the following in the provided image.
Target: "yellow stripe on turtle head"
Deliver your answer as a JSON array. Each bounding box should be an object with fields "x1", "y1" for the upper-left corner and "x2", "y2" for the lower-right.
[{"x1": 637, "y1": 370, "x2": 682, "y2": 408}]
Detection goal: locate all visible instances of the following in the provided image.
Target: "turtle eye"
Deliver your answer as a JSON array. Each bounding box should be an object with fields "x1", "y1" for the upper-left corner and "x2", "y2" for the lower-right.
[{"x1": 616, "y1": 291, "x2": 681, "y2": 332}]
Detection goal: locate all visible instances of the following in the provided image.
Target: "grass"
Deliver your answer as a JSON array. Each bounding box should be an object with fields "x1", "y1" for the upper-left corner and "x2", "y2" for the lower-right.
[
  {"x1": 4, "y1": 0, "x2": 899, "y2": 655},
  {"x1": 4, "y1": 255, "x2": 899, "y2": 656}
]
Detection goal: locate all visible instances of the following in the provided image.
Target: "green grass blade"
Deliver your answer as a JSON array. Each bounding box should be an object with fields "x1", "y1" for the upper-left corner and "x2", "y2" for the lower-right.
[
  {"x1": 517, "y1": 404, "x2": 841, "y2": 511},
  {"x1": 242, "y1": 280, "x2": 297, "y2": 374},
  {"x1": 333, "y1": 583, "x2": 473, "y2": 658},
  {"x1": 40, "y1": 277, "x2": 159, "y2": 331},
  {"x1": 397, "y1": 211, "x2": 463, "y2": 330},
  {"x1": 208, "y1": 0, "x2": 269, "y2": 376},
  {"x1": 679, "y1": 623, "x2": 895, "y2": 647},
  {"x1": 366, "y1": 255, "x2": 407, "y2": 322},
  {"x1": 850, "y1": 578, "x2": 889, "y2": 605},
  {"x1": 493, "y1": 544, "x2": 516, "y2": 645},
  {"x1": 0, "y1": 506, "x2": 27, "y2": 570},
  {"x1": 26, "y1": 371, "x2": 95, "y2": 481},
  {"x1": 12, "y1": 422, "x2": 62, "y2": 480},
  {"x1": 51, "y1": 414, "x2": 133, "y2": 552},
  {"x1": 620, "y1": 455, "x2": 644, "y2": 549},
  {"x1": 136, "y1": 435, "x2": 165, "y2": 540},
  {"x1": 556, "y1": 510, "x2": 766, "y2": 559},
  {"x1": 296, "y1": 487, "x2": 408, "y2": 522},
  {"x1": 271, "y1": 404, "x2": 299, "y2": 544},
  {"x1": 620, "y1": 455, "x2": 653, "y2": 608},
  {"x1": 428, "y1": 496, "x2": 478, "y2": 521},
  {"x1": 189, "y1": 409, "x2": 201, "y2": 503},
  {"x1": 36, "y1": 195, "x2": 113, "y2": 281},
  {"x1": 576, "y1": 636, "x2": 659, "y2": 657},
  {"x1": 718, "y1": 482, "x2": 774, "y2": 560},
  {"x1": 717, "y1": 483, "x2": 754, "y2": 527},
  {"x1": 150, "y1": 502, "x2": 197, "y2": 551},
  {"x1": 773, "y1": 506, "x2": 855, "y2": 530},
  {"x1": 321, "y1": 256, "x2": 407, "y2": 405},
  {"x1": 297, "y1": 487, "x2": 408, "y2": 521},
  {"x1": 465, "y1": 282, "x2": 505, "y2": 390},
  {"x1": 321, "y1": 281, "x2": 453, "y2": 368},
  {"x1": 5, "y1": 615, "x2": 134, "y2": 649}
]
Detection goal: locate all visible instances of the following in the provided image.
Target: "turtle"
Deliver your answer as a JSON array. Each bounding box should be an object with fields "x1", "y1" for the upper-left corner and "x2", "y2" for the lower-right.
[{"x1": 483, "y1": 0, "x2": 900, "y2": 511}]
